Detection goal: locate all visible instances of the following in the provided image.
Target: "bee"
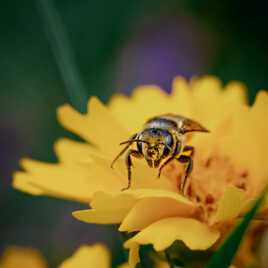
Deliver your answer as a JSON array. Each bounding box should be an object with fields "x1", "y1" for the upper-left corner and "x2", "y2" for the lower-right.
[{"x1": 111, "y1": 114, "x2": 209, "y2": 194}]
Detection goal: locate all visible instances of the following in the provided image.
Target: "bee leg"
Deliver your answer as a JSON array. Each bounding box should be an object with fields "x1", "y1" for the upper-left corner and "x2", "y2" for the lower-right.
[
  {"x1": 158, "y1": 141, "x2": 181, "y2": 178},
  {"x1": 183, "y1": 145, "x2": 195, "y2": 157},
  {"x1": 177, "y1": 155, "x2": 193, "y2": 195},
  {"x1": 110, "y1": 133, "x2": 137, "y2": 168},
  {"x1": 122, "y1": 149, "x2": 143, "y2": 191}
]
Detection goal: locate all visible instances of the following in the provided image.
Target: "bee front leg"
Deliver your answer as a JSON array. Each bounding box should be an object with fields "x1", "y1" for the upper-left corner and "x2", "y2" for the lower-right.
[
  {"x1": 122, "y1": 149, "x2": 143, "y2": 191},
  {"x1": 177, "y1": 155, "x2": 193, "y2": 195},
  {"x1": 158, "y1": 141, "x2": 181, "y2": 178},
  {"x1": 110, "y1": 133, "x2": 137, "y2": 168}
]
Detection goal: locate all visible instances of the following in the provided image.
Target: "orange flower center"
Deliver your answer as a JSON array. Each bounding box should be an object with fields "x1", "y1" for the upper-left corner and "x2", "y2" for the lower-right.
[{"x1": 163, "y1": 151, "x2": 250, "y2": 222}]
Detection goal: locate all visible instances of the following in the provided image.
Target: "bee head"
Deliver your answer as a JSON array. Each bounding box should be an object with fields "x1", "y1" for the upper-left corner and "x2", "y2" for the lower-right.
[{"x1": 137, "y1": 128, "x2": 174, "y2": 168}]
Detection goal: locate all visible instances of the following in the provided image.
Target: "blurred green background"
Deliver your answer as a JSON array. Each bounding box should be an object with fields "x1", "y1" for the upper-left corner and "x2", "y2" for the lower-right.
[{"x1": 1, "y1": 0, "x2": 268, "y2": 267}]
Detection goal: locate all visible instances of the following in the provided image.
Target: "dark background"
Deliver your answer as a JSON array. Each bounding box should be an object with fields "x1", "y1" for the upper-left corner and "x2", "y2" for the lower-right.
[{"x1": 1, "y1": 1, "x2": 267, "y2": 267}]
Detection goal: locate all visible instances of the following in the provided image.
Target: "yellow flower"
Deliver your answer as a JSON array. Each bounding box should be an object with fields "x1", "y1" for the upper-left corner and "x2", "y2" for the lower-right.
[
  {"x1": 58, "y1": 244, "x2": 128, "y2": 268},
  {"x1": 0, "y1": 244, "x2": 128, "y2": 268},
  {"x1": 57, "y1": 243, "x2": 172, "y2": 268},
  {"x1": 13, "y1": 76, "x2": 268, "y2": 267},
  {"x1": 0, "y1": 246, "x2": 47, "y2": 268}
]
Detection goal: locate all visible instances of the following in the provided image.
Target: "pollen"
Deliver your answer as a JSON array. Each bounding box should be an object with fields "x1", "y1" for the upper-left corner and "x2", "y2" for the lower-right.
[{"x1": 163, "y1": 151, "x2": 250, "y2": 222}]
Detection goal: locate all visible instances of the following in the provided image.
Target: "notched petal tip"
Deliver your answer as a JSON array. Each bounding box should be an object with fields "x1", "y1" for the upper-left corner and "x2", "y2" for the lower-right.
[
  {"x1": 56, "y1": 103, "x2": 91, "y2": 141},
  {"x1": 131, "y1": 84, "x2": 167, "y2": 98},
  {"x1": 253, "y1": 90, "x2": 268, "y2": 109},
  {"x1": 12, "y1": 171, "x2": 44, "y2": 195},
  {"x1": 124, "y1": 217, "x2": 220, "y2": 252},
  {"x1": 171, "y1": 76, "x2": 189, "y2": 93},
  {"x1": 58, "y1": 243, "x2": 110, "y2": 268},
  {"x1": 87, "y1": 96, "x2": 103, "y2": 114},
  {"x1": 19, "y1": 158, "x2": 39, "y2": 171},
  {"x1": 108, "y1": 93, "x2": 130, "y2": 107},
  {"x1": 191, "y1": 75, "x2": 223, "y2": 90},
  {"x1": 56, "y1": 103, "x2": 81, "y2": 121},
  {"x1": 224, "y1": 81, "x2": 248, "y2": 105}
]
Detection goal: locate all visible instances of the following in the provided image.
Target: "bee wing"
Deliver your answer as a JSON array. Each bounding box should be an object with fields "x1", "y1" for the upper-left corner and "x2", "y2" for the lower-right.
[
  {"x1": 159, "y1": 114, "x2": 209, "y2": 134},
  {"x1": 180, "y1": 117, "x2": 209, "y2": 133}
]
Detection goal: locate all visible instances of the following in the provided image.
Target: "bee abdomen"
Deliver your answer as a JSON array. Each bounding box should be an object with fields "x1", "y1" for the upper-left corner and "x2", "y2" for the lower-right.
[{"x1": 145, "y1": 118, "x2": 177, "y2": 130}]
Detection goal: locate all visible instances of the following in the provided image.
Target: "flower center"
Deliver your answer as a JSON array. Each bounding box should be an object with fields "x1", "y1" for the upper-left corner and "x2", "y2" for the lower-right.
[{"x1": 163, "y1": 151, "x2": 249, "y2": 221}]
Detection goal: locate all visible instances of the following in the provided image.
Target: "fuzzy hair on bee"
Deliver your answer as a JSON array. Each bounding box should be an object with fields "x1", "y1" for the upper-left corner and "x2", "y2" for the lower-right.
[{"x1": 111, "y1": 114, "x2": 209, "y2": 195}]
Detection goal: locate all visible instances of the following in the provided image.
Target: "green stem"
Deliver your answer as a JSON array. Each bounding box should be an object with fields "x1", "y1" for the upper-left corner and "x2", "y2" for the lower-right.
[
  {"x1": 36, "y1": 0, "x2": 88, "y2": 114},
  {"x1": 165, "y1": 250, "x2": 175, "y2": 268}
]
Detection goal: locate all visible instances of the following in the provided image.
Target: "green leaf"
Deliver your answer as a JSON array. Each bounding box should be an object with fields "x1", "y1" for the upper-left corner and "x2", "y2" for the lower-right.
[
  {"x1": 206, "y1": 187, "x2": 267, "y2": 268},
  {"x1": 37, "y1": 0, "x2": 89, "y2": 114}
]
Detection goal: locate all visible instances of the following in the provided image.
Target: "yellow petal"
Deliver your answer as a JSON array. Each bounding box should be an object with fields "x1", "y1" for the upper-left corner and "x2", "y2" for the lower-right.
[
  {"x1": 190, "y1": 76, "x2": 223, "y2": 129},
  {"x1": 73, "y1": 192, "x2": 137, "y2": 224},
  {"x1": 124, "y1": 217, "x2": 220, "y2": 251},
  {"x1": 0, "y1": 246, "x2": 47, "y2": 268},
  {"x1": 109, "y1": 85, "x2": 190, "y2": 134},
  {"x1": 54, "y1": 138, "x2": 93, "y2": 164},
  {"x1": 109, "y1": 85, "x2": 169, "y2": 132},
  {"x1": 12, "y1": 172, "x2": 45, "y2": 196},
  {"x1": 73, "y1": 208, "x2": 130, "y2": 224},
  {"x1": 56, "y1": 104, "x2": 89, "y2": 140},
  {"x1": 89, "y1": 150, "x2": 178, "y2": 192},
  {"x1": 13, "y1": 148, "x2": 179, "y2": 203},
  {"x1": 253, "y1": 90, "x2": 268, "y2": 116},
  {"x1": 58, "y1": 244, "x2": 110, "y2": 268},
  {"x1": 89, "y1": 189, "x2": 194, "y2": 209},
  {"x1": 223, "y1": 81, "x2": 248, "y2": 106},
  {"x1": 229, "y1": 109, "x2": 263, "y2": 175},
  {"x1": 211, "y1": 185, "x2": 246, "y2": 224},
  {"x1": 13, "y1": 158, "x2": 122, "y2": 203},
  {"x1": 108, "y1": 94, "x2": 136, "y2": 134},
  {"x1": 190, "y1": 77, "x2": 248, "y2": 134},
  {"x1": 170, "y1": 76, "x2": 192, "y2": 117},
  {"x1": 215, "y1": 90, "x2": 268, "y2": 194},
  {"x1": 250, "y1": 90, "x2": 268, "y2": 169},
  {"x1": 57, "y1": 97, "x2": 130, "y2": 155},
  {"x1": 73, "y1": 189, "x2": 194, "y2": 225},
  {"x1": 119, "y1": 196, "x2": 197, "y2": 232},
  {"x1": 124, "y1": 85, "x2": 171, "y2": 126}
]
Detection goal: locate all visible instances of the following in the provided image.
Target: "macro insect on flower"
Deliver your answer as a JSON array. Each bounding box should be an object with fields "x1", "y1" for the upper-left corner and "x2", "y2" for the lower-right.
[
  {"x1": 12, "y1": 76, "x2": 268, "y2": 268},
  {"x1": 111, "y1": 114, "x2": 209, "y2": 193}
]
